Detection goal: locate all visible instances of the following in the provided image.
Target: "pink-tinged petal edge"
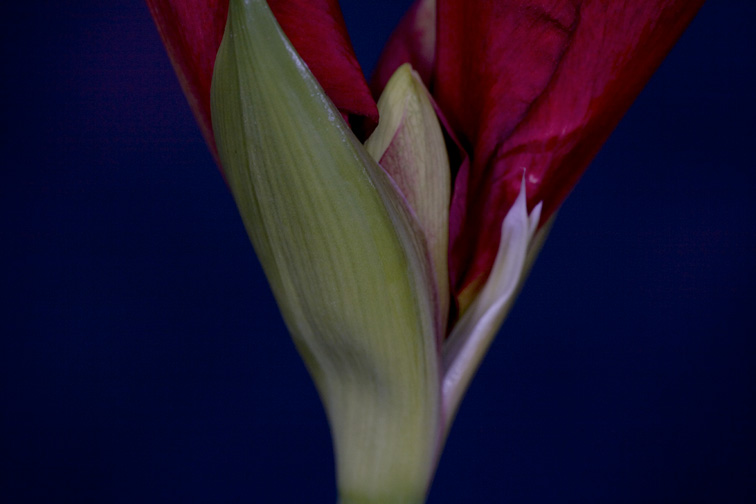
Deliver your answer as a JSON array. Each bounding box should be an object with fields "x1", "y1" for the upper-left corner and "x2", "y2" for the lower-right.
[
  {"x1": 146, "y1": 0, "x2": 379, "y2": 168},
  {"x1": 376, "y1": 0, "x2": 705, "y2": 304}
]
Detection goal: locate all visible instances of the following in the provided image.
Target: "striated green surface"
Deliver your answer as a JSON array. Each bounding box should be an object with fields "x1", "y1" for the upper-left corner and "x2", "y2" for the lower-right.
[{"x1": 211, "y1": 0, "x2": 441, "y2": 501}]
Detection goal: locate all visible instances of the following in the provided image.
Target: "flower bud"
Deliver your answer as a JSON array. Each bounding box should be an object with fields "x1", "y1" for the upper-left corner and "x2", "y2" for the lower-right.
[{"x1": 365, "y1": 62, "x2": 451, "y2": 337}]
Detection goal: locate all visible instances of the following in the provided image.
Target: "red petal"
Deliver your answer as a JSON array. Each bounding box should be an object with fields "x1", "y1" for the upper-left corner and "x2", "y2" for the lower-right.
[
  {"x1": 146, "y1": 0, "x2": 228, "y2": 162},
  {"x1": 371, "y1": 0, "x2": 437, "y2": 94},
  {"x1": 268, "y1": 0, "x2": 378, "y2": 135},
  {"x1": 443, "y1": 0, "x2": 705, "y2": 298},
  {"x1": 146, "y1": 0, "x2": 378, "y2": 165}
]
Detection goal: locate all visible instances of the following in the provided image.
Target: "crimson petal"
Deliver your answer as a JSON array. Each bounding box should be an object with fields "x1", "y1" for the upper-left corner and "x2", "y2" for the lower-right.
[
  {"x1": 440, "y1": 0, "x2": 705, "y2": 298},
  {"x1": 146, "y1": 0, "x2": 228, "y2": 161},
  {"x1": 146, "y1": 0, "x2": 378, "y2": 165}
]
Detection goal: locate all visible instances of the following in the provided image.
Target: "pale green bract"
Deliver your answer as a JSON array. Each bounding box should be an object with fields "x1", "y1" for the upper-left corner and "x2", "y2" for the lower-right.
[
  {"x1": 210, "y1": 0, "x2": 546, "y2": 502},
  {"x1": 211, "y1": 1, "x2": 440, "y2": 502}
]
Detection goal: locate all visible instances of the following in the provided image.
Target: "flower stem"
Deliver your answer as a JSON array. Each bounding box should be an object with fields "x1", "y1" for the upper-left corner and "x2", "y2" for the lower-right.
[{"x1": 339, "y1": 490, "x2": 426, "y2": 504}]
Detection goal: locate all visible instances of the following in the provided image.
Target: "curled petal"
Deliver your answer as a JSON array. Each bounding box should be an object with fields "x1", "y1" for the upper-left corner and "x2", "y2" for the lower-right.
[
  {"x1": 443, "y1": 180, "x2": 544, "y2": 426},
  {"x1": 444, "y1": 0, "x2": 706, "y2": 298}
]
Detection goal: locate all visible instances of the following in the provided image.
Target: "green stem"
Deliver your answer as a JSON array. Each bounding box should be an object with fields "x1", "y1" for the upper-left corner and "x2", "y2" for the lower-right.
[{"x1": 338, "y1": 490, "x2": 426, "y2": 504}]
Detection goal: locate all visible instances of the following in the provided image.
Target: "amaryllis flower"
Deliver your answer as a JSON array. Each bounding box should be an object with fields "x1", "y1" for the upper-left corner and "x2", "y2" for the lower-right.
[{"x1": 146, "y1": 0, "x2": 705, "y2": 501}]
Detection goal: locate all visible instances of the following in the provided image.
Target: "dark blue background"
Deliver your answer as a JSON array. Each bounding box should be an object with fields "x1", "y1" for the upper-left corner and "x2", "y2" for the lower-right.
[{"x1": 2, "y1": 1, "x2": 754, "y2": 502}]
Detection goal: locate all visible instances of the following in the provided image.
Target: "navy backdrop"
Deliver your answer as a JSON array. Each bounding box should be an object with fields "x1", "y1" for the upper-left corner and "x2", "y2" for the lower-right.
[{"x1": 2, "y1": 1, "x2": 754, "y2": 502}]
